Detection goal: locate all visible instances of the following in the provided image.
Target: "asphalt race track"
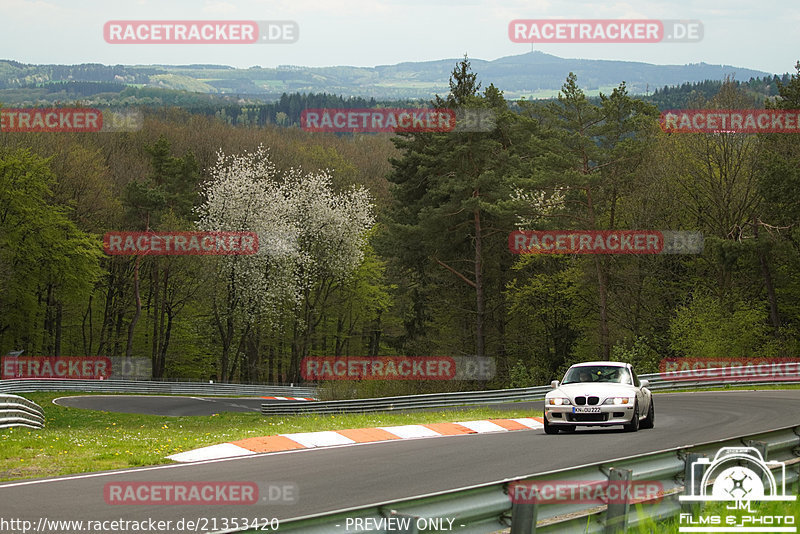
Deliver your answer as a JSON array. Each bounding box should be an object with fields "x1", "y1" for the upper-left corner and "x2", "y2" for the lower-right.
[
  {"x1": 54, "y1": 395, "x2": 276, "y2": 415},
  {"x1": 3, "y1": 390, "x2": 800, "y2": 532}
]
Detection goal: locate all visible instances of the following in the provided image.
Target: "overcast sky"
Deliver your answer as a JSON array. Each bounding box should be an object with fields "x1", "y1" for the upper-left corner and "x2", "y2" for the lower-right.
[{"x1": 2, "y1": 0, "x2": 798, "y2": 76}]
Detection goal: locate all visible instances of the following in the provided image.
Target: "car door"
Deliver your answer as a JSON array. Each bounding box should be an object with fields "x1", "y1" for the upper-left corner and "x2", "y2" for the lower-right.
[{"x1": 629, "y1": 365, "x2": 647, "y2": 414}]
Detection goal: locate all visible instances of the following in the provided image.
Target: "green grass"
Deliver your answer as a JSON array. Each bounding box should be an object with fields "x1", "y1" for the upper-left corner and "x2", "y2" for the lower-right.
[{"x1": 0, "y1": 392, "x2": 541, "y2": 482}]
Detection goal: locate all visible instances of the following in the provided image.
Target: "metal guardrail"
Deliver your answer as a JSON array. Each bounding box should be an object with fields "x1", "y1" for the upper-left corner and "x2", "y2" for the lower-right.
[
  {"x1": 0, "y1": 379, "x2": 316, "y2": 398},
  {"x1": 248, "y1": 424, "x2": 800, "y2": 534},
  {"x1": 0, "y1": 394, "x2": 45, "y2": 429},
  {"x1": 262, "y1": 386, "x2": 554, "y2": 415},
  {"x1": 261, "y1": 366, "x2": 800, "y2": 415}
]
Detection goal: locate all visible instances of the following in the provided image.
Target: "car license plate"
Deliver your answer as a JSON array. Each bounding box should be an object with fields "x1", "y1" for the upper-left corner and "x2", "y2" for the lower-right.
[{"x1": 573, "y1": 407, "x2": 601, "y2": 413}]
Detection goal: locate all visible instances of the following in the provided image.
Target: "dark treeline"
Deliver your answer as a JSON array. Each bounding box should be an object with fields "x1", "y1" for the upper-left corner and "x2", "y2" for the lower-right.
[
  {"x1": 2, "y1": 58, "x2": 800, "y2": 395},
  {"x1": 31, "y1": 81, "x2": 129, "y2": 97},
  {"x1": 178, "y1": 92, "x2": 412, "y2": 128},
  {"x1": 644, "y1": 75, "x2": 793, "y2": 108}
]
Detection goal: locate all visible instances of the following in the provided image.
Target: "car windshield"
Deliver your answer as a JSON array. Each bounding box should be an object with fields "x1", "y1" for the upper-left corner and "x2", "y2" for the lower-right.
[{"x1": 562, "y1": 366, "x2": 632, "y2": 385}]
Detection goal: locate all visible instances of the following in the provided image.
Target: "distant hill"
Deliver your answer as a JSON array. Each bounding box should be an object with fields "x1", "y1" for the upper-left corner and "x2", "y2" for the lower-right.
[{"x1": 0, "y1": 52, "x2": 777, "y2": 105}]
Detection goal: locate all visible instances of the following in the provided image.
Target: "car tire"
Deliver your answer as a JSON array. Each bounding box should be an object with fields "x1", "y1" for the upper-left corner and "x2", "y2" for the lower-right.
[
  {"x1": 624, "y1": 402, "x2": 640, "y2": 432},
  {"x1": 640, "y1": 398, "x2": 655, "y2": 429},
  {"x1": 544, "y1": 416, "x2": 559, "y2": 434}
]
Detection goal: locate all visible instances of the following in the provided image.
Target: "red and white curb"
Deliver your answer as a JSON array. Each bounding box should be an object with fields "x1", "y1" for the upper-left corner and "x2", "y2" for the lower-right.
[{"x1": 167, "y1": 417, "x2": 543, "y2": 463}]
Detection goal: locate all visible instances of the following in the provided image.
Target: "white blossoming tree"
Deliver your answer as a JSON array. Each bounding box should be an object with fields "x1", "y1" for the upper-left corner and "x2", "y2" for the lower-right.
[{"x1": 195, "y1": 146, "x2": 374, "y2": 381}]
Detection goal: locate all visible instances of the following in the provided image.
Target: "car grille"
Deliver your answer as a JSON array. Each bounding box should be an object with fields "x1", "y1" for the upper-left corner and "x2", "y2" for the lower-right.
[
  {"x1": 588, "y1": 396, "x2": 599, "y2": 405},
  {"x1": 573, "y1": 396, "x2": 600, "y2": 406},
  {"x1": 568, "y1": 413, "x2": 608, "y2": 422},
  {"x1": 574, "y1": 396, "x2": 586, "y2": 405}
]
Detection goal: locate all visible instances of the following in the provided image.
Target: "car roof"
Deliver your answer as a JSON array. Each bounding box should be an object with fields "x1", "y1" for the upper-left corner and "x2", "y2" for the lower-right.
[{"x1": 569, "y1": 361, "x2": 628, "y2": 368}]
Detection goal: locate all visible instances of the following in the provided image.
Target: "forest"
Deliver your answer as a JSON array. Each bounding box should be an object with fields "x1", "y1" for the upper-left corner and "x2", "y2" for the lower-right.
[{"x1": 1, "y1": 58, "x2": 799, "y2": 396}]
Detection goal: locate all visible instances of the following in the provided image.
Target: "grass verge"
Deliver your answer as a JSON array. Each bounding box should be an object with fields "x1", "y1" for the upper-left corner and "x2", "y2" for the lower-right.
[{"x1": 0, "y1": 392, "x2": 541, "y2": 482}]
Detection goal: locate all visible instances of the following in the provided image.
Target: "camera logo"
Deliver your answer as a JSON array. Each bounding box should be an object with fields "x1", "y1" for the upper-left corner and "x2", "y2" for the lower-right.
[
  {"x1": 681, "y1": 447, "x2": 794, "y2": 502},
  {"x1": 679, "y1": 447, "x2": 796, "y2": 533}
]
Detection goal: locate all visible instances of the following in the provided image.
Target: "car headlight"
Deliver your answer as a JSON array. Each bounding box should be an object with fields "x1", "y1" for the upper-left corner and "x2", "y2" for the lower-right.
[
  {"x1": 548, "y1": 397, "x2": 571, "y2": 406},
  {"x1": 603, "y1": 397, "x2": 631, "y2": 405}
]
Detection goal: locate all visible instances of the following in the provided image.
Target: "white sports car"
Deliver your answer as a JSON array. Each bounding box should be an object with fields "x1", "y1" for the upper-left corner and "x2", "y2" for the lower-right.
[{"x1": 543, "y1": 361, "x2": 654, "y2": 434}]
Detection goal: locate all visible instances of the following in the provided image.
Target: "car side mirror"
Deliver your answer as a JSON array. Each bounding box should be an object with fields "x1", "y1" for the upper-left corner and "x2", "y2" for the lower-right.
[
  {"x1": 551, "y1": 380, "x2": 559, "y2": 388},
  {"x1": 640, "y1": 379, "x2": 649, "y2": 388}
]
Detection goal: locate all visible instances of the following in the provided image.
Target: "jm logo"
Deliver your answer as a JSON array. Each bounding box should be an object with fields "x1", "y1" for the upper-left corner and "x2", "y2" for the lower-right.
[{"x1": 681, "y1": 446, "x2": 795, "y2": 503}]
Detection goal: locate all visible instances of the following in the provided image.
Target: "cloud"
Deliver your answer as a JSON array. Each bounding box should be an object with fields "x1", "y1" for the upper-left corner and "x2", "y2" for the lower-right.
[
  {"x1": 249, "y1": 0, "x2": 392, "y2": 17},
  {"x1": 201, "y1": 1, "x2": 240, "y2": 16},
  {"x1": 1, "y1": 0, "x2": 65, "y2": 18}
]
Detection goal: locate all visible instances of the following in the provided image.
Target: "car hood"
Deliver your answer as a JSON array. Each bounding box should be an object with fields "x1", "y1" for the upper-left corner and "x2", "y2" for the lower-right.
[{"x1": 548, "y1": 382, "x2": 637, "y2": 400}]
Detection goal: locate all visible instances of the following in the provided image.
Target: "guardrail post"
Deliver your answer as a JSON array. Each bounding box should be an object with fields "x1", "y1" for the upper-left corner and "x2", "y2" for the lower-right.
[
  {"x1": 509, "y1": 499, "x2": 538, "y2": 534},
  {"x1": 745, "y1": 440, "x2": 770, "y2": 489},
  {"x1": 605, "y1": 468, "x2": 631, "y2": 534},
  {"x1": 682, "y1": 453, "x2": 706, "y2": 517},
  {"x1": 744, "y1": 439, "x2": 769, "y2": 461}
]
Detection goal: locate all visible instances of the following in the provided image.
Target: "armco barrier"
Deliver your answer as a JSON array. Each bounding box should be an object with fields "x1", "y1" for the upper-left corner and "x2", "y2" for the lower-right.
[
  {"x1": 261, "y1": 385, "x2": 553, "y2": 415},
  {"x1": 261, "y1": 365, "x2": 800, "y2": 415},
  {"x1": 253, "y1": 424, "x2": 800, "y2": 533},
  {"x1": 0, "y1": 379, "x2": 316, "y2": 398},
  {"x1": 0, "y1": 394, "x2": 45, "y2": 429}
]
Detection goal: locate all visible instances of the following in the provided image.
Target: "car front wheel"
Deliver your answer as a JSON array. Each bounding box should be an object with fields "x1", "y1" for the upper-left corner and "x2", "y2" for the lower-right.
[
  {"x1": 544, "y1": 416, "x2": 559, "y2": 434},
  {"x1": 624, "y1": 402, "x2": 640, "y2": 432}
]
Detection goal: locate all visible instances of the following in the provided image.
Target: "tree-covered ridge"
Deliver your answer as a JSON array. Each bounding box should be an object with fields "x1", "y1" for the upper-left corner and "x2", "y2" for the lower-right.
[{"x1": 0, "y1": 52, "x2": 774, "y2": 101}]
